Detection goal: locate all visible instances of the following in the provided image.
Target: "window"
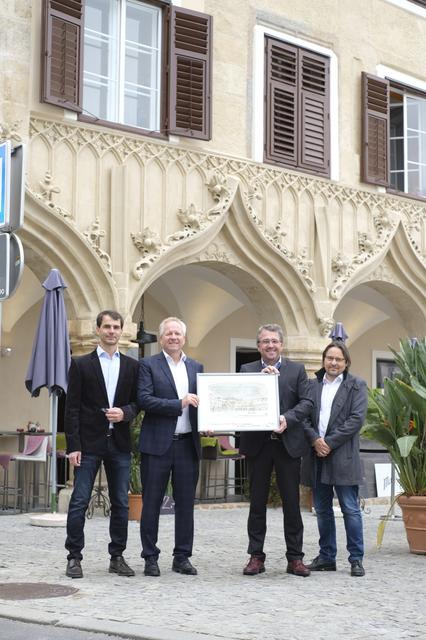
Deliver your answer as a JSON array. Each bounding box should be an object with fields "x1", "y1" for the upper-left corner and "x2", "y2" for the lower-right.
[
  {"x1": 83, "y1": 0, "x2": 162, "y2": 132},
  {"x1": 362, "y1": 73, "x2": 426, "y2": 198},
  {"x1": 264, "y1": 36, "x2": 330, "y2": 177},
  {"x1": 41, "y1": 0, "x2": 212, "y2": 139}
]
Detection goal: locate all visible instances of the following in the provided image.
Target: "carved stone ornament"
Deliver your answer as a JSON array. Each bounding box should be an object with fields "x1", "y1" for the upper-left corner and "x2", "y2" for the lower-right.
[
  {"x1": 318, "y1": 317, "x2": 334, "y2": 337},
  {"x1": 0, "y1": 121, "x2": 23, "y2": 143},
  {"x1": 199, "y1": 242, "x2": 231, "y2": 263},
  {"x1": 84, "y1": 218, "x2": 112, "y2": 274},
  {"x1": 39, "y1": 171, "x2": 61, "y2": 203},
  {"x1": 264, "y1": 223, "x2": 316, "y2": 292},
  {"x1": 206, "y1": 171, "x2": 230, "y2": 203}
]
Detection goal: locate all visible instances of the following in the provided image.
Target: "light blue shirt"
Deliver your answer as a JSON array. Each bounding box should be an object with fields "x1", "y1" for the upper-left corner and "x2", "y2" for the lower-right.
[
  {"x1": 319, "y1": 374, "x2": 343, "y2": 437},
  {"x1": 97, "y1": 346, "x2": 120, "y2": 409}
]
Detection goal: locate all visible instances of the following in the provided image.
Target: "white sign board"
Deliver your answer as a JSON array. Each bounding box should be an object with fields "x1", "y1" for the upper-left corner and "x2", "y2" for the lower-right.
[{"x1": 375, "y1": 463, "x2": 402, "y2": 497}]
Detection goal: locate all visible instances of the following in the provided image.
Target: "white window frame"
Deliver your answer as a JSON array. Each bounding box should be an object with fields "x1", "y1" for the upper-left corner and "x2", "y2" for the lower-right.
[
  {"x1": 385, "y1": 0, "x2": 426, "y2": 18},
  {"x1": 229, "y1": 338, "x2": 257, "y2": 373},
  {"x1": 378, "y1": 64, "x2": 426, "y2": 196},
  {"x1": 83, "y1": 0, "x2": 162, "y2": 132},
  {"x1": 252, "y1": 24, "x2": 339, "y2": 181},
  {"x1": 372, "y1": 350, "x2": 395, "y2": 388}
]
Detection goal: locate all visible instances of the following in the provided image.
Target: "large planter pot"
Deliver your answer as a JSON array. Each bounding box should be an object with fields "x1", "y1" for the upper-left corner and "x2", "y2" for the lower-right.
[
  {"x1": 128, "y1": 493, "x2": 143, "y2": 522},
  {"x1": 397, "y1": 495, "x2": 426, "y2": 555}
]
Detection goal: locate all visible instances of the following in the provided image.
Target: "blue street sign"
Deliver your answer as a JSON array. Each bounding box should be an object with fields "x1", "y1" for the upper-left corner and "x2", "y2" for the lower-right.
[
  {"x1": 0, "y1": 141, "x2": 11, "y2": 229},
  {"x1": 0, "y1": 141, "x2": 24, "y2": 232},
  {"x1": 0, "y1": 232, "x2": 24, "y2": 300}
]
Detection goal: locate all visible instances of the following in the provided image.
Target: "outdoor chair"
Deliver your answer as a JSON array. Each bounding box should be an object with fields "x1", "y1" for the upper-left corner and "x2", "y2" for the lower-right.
[
  {"x1": 10, "y1": 435, "x2": 49, "y2": 512},
  {"x1": 199, "y1": 435, "x2": 246, "y2": 502}
]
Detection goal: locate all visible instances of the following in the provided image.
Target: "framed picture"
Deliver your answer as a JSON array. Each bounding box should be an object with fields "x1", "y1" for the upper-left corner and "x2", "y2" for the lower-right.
[{"x1": 197, "y1": 372, "x2": 280, "y2": 432}]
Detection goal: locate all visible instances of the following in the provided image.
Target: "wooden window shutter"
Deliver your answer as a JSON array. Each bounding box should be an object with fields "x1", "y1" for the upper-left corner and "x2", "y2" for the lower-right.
[
  {"x1": 264, "y1": 37, "x2": 298, "y2": 166},
  {"x1": 361, "y1": 72, "x2": 390, "y2": 186},
  {"x1": 299, "y1": 49, "x2": 330, "y2": 176},
  {"x1": 168, "y1": 6, "x2": 212, "y2": 140},
  {"x1": 41, "y1": 0, "x2": 84, "y2": 112}
]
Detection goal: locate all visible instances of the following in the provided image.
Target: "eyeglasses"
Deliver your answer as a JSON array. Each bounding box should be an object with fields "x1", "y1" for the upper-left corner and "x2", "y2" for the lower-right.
[
  {"x1": 325, "y1": 356, "x2": 345, "y2": 363},
  {"x1": 259, "y1": 339, "x2": 282, "y2": 345}
]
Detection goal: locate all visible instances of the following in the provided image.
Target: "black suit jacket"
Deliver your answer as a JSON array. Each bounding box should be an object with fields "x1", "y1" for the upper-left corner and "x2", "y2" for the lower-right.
[
  {"x1": 239, "y1": 358, "x2": 312, "y2": 459},
  {"x1": 137, "y1": 352, "x2": 203, "y2": 458},
  {"x1": 65, "y1": 350, "x2": 139, "y2": 455}
]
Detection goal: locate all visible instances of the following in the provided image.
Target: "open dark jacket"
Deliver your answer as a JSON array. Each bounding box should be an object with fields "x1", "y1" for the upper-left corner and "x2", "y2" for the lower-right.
[
  {"x1": 239, "y1": 358, "x2": 312, "y2": 459},
  {"x1": 137, "y1": 352, "x2": 203, "y2": 458},
  {"x1": 65, "y1": 350, "x2": 139, "y2": 455},
  {"x1": 301, "y1": 369, "x2": 368, "y2": 486}
]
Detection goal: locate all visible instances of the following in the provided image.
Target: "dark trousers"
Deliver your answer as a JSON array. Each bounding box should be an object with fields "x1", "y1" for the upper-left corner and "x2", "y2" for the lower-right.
[
  {"x1": 140, "y1": 437, "x2": 199, "y2": 561},
  {"x1": 65, "y1": 437, "x2": 130, "y2": 560},
  {"x1": 247, "y1": 439, "x2": 304, "y2": 562}
]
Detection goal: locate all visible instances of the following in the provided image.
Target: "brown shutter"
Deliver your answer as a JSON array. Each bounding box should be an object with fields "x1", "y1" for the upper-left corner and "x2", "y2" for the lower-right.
[
  {"x1": 299, "y1": 49, "x2": 330, "y2": 176},
  {"x1": 361, "y1": 72, "x2": 390, "y2": 186},
  {"x1": 168, "y1": 6, "x2": 212, "y2": 140},
  {"x1": 41, "y1": 0, "x2": 84, "y2": 112},
  {"x1": 264, "y1": 37, "x2": 298, "y2": 166}
]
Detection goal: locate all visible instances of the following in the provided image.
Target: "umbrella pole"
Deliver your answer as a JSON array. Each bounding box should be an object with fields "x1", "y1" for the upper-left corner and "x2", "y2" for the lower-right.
[{"x1": 50, "y1": 393, "x2": 58, "y2": 513}]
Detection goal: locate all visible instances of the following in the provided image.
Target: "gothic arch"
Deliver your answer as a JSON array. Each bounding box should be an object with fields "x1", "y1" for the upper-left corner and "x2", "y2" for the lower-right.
[
  {"x1": 129, "y1": 181, "x2": 319, "y2": 337},
  {"x1": 22, "y1": 191, "x2": 118, "y2": 320}
]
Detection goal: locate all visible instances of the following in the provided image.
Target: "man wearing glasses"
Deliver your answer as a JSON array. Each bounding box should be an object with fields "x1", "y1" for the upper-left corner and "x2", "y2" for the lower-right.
[
  {"x1": 302, "y1": 341, "x2": 368, "y2": 577},
  {"x1": 239, "y1": 324, "x2": 313, "y2": 577}
]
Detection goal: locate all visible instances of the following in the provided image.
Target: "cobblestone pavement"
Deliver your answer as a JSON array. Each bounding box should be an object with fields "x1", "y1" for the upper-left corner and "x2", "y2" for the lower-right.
[{"x1": 0, "y1": 503, "x2": 425, "y2": 640}]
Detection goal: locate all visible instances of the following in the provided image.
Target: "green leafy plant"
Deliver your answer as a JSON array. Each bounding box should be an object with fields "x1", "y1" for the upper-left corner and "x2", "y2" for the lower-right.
[
  {"x1": 129, "y1": 411, "x2": 144, "y2": 494},
  {"x1": 362, "y1": 338, "x2": 426, "y2": 497}
]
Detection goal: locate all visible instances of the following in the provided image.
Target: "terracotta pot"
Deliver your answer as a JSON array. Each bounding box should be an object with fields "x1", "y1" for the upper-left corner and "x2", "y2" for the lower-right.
[
  {"x1": 128, "y1": 493, "x2": 143, "y2": 521},
  {"x1": 397, "y1": 495, "x2": 426, "y2": 555}
]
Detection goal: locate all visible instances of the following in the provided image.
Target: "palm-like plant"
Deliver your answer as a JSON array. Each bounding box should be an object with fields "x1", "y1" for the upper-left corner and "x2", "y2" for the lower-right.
[{"x1": 362, "y1": 338, "x2": 426, "y2": 496}]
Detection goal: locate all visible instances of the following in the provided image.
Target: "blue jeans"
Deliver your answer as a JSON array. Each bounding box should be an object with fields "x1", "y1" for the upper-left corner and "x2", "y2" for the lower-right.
[
  {"x1": 65, "y1": 438, "x2": 130, "y2": 560},
  {"x1": 313, "y1": 477, "x2": 364, "y2": 563}
]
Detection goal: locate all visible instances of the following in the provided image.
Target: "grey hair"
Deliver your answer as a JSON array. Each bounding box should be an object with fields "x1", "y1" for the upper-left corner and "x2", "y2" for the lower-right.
[
  {"x1": 256, "y1": 324, "x2": 284, "y2": 343},
  {"x1": 159, "y1": 317, "x2": 187, "y2": 337}
]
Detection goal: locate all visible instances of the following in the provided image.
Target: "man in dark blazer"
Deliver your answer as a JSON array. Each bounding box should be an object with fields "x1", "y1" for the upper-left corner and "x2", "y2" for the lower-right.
[
  {"x1": 240, "y1": 323, "x2": 313, "y2": 577},
  {"x1": 302, "y1": 340, "x2": 368, "y2": 577},
  {"x1": 137, "y1": 317, "x2": 203, "y2": 577},
  {"x1": 65, "y1": 310, "x2": 138, "y2": 579}
]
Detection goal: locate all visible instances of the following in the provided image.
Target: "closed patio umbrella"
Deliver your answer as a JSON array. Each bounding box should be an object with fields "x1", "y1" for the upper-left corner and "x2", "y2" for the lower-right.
[{"x1": 25, "y1": 268, "x2": 71, "y2": 512}]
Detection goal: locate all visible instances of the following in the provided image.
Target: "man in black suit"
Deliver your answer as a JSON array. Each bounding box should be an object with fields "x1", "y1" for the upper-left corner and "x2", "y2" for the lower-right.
[
  {"x1": 65, "y1": 310, "x2": 138, "y2": 579},
  {"x1": 239, "y1": 323, "x2": 313, "y2": 577},
  {"x1": 137, "y1": 317, "x2": 203, "y2": 577}
]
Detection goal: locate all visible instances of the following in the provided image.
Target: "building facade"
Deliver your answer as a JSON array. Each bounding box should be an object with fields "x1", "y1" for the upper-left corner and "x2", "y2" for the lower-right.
[{"x1": 1, "y1": 0, "x2": 425, "y2": 427}]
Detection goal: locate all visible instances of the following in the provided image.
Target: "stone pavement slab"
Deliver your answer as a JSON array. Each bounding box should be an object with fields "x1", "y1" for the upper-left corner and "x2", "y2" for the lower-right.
[{"x1": 0, "y1": 504, "x2": 424, "y2": 640}]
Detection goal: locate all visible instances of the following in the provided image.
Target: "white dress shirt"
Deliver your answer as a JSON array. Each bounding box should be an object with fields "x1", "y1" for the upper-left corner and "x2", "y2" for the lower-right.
[
  {"x1": 163, "y1": 350, "x2": 191, "y2": 434},
  {"x1": 97, "y1": 346, "x2": 120, "y2": 429},
  {"x1": 319, "y1": 373, "x2": 343, "y2": 437}
]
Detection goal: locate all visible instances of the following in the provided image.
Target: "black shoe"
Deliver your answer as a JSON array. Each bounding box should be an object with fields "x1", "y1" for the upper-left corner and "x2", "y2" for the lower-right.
[
  {"x1": 172, "y1": 558, "x2": 197, "y2": 575},
  {"x1": 350, "y1": 560, "x2": 365, "y2": 577},
  {"x1": 66, "y1": 558, "x2": 83, "y2": 579},
  {"x1": 307, "y1": 556, "x2": 337, "y2": 572},
  {"x1": 109, "y1": 556, "x2": 135, "y2": 577},
  {"x1": 144, "y1": 558, "x2": 160, "y2": 577}
]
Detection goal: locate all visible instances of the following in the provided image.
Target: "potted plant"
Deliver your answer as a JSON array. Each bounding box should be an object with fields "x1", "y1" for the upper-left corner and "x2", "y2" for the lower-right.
[
  {"x1": 362, "y1": 338, "x2": 426, "y2": 554},
  {"x1": 128, "y1": 411, "x2": 143, "y2": 521}
]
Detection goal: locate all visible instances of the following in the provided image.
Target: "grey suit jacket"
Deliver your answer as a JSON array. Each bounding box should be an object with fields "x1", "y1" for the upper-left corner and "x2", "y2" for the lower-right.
[
  {"x1": 239, "y1": 358, "x2": 312, "y2": 459},
  {"x1": 301, "y1": 369, "x2": 368, "y2": 486}
]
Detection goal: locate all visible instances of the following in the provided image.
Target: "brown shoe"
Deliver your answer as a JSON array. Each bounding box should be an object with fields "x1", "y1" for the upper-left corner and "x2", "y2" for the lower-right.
[
  {"x1": 243, "y1": 556, "x2": 265, "y2": 575},
  {"x1": 286, "y1": 559, "x2": 310, "y2": 577}
]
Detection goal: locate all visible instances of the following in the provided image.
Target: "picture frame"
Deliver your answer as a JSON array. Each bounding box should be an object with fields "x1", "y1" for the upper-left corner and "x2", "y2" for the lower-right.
[{"x1": 196, "y1": 372, "x2": 280, "y2": 432}]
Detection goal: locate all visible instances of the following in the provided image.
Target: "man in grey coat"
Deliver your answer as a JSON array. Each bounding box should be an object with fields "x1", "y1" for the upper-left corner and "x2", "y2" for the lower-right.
[{"x1": 302, "y1": 340, "x2": 368, "y2": 577}]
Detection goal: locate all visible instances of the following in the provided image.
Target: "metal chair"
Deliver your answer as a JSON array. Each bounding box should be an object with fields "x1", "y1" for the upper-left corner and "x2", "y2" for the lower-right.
[
  {"x1": 10, "y1": 435, "x2": 49, "y2": 512},
  {"x1": 200, "y1": 435, "x2": 246, "y2": 502}
]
